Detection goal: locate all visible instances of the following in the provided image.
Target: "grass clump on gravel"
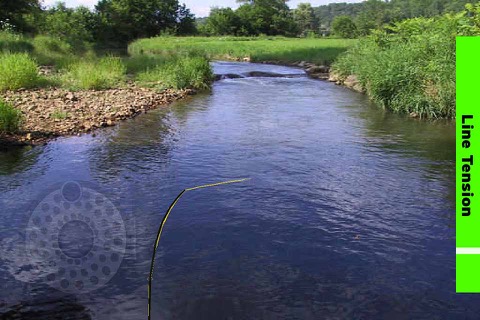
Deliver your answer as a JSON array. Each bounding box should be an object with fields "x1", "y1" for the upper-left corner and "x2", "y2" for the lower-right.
[
  {"x1": 0, "y1": 99, "x2": 22, "y2": 134},
  {"x1": 137, "y1": 55, "x2": 213, "y2": 90},
  {"x1": 0, "y1": 52, "x2": 41, "y2": 91},
  {"x1": 61, "y1": 56, "x2": 126, "y2": 90}
]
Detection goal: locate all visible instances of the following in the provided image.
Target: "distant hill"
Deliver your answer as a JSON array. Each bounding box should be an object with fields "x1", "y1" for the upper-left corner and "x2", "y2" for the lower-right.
[{"x1": 313, "y1": 0, "x2": 480, "y2": 28}]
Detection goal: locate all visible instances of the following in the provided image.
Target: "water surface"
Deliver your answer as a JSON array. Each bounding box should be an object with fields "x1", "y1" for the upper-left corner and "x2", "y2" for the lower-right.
[{"x1": 0, "y1": 62, "x2": 462, "y2": 319}]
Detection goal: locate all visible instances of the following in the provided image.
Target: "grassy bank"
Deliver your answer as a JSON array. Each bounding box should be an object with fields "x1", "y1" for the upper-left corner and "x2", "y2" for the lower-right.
[
  {"x1": 0, "y1": 31, "x2": 214, "y2": 137},
  {"x1": 129, "y1": 36, "x2": 356, "y2": 66},
  {"x1": 332, "y1": 16, "x2": 457, "y2": 119},
  {"x1": 0, "y1": 31, "x2": 213, "y2": 93},
  {"x1": 331, "y1": 4, "x2": 480, "y2": 119}
]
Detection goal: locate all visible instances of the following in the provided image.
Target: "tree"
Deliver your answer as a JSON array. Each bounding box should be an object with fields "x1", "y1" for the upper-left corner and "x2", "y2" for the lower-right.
[
  {"x1": 203, "y1": 7, "x2": 242, "y2": 35},
  {"x1": 294, "y1": 3, "x2": 318, "y2": 36},
  {"x1": 355, "y1": 0, "x2": 390, "y2": 36},
  {"x1": 235, "y1": 0, "x2": 297, "y2": 35},
  {"x1": 38, "y1": 3, "x2": 98, "y2": 50},
  {"x1": 331, "y1": 15, "x2": 357, "y2": 38},
  {"x1": 95, "y1": 0, "x2": 181, "y2": 44},
  {"x1": 176, "y1": 4, "x2": 196, "y2": 35},
  {"x1": 0, "y1": 0, "x2": 41, "y2": 32}
]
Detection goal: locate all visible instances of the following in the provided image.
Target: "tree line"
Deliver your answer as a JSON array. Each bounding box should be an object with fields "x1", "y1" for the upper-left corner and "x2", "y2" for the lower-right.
[
  {"x1": 315, "y1": 0, "x2": 479, "y2": 37},
  {"x1": 2, "y1": 0, "x2": 479, "y2": 47},
  {"x1": 1, "y1": 0, "x2": 196, "y2": 49},
  {"x1": 200, "y1": 0, "x2": 480, "y2": 37}
]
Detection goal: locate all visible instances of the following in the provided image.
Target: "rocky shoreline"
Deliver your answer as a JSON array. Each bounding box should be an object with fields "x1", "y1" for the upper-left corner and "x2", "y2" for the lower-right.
[
  {"x1": 0, "y1": 85, "x2": 193, "y2": 146},
  {"x1": 0, "y1": 60, "x2": 363, "y2": 148},
  {"x1": 258, "y1": 60, "x2": 364, "y2": 92}
]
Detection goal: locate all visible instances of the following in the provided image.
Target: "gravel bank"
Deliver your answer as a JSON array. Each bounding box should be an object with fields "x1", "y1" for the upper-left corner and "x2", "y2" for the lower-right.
[{"x1": 1, "y1": 85, "x2": 193, "y2": 146}]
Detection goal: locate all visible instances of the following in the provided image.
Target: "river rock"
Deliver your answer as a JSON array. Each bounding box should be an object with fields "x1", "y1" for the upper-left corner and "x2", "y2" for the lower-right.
[
  {"x1": 306, "y1": 65, "x2": 329, "y2": 74},
  {"x1": 343, "y1": 75, "x2": 364, "y2": 93},
  {"x1": 214, "y1": 74, "x2": 244, "y2": 81},
  {"x1": 244, "y1": 71, "x2": 286, "y2": 78},
  {"x1": 1, "y1": 85, "x2": 193, "y2": 145}
]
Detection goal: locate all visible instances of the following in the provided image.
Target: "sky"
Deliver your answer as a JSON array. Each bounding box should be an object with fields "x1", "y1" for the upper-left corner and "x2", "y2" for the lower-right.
[{"x1": 42, "y1": 0, "x2": 363, "y2": 18}]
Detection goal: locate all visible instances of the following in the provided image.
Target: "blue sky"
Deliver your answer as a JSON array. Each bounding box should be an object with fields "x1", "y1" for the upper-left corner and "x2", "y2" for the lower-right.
[{"x1": 42, "y1": 0, "x2": 363, "y2": 17}]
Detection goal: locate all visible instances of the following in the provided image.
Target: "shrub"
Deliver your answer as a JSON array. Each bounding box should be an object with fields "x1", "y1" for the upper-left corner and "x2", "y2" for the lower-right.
[
  {"x1": 32, "y1": 35, "x2": 77, "y2": 68},
  {"x1": 0, "y1": 31, "x2": 33, "y2": 53},
  {"x1": 332, "y1": 16, "x2": 358, "y2": 38},
  {"x1": 0, "y1": 52, "x2": 40, "y2": 91},
  {"x1": 137, "y1": 55, "x2": 213, "y2": 90},
  {"x1": 0, "y1": 99, "x2": 22, "y2": 134},
  {"x1": 61, "y1": 56, "x2": 126, "y2": 90}
]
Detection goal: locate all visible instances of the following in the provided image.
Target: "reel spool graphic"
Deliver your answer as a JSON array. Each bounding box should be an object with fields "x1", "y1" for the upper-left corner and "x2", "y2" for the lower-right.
[{"x1": 26, "y1": 181, "x2": 126, "y2": 293}]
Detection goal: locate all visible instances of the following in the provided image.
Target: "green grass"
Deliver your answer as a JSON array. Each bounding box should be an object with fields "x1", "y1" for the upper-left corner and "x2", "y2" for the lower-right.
[
  {"x1": 51, "y1": 110, "x2": 68, "y2": 119},
  {"x1": 0, "y1": 53, "x2": 41, "y2": 91},
  {"x1": 0, "y1": 31, "x2": 213, "y2": 92},
  {"x1": 333, "y1": 16, "x2": 457, "y2": 119},
  {"x1": 137, "y1": 55, "x2": 213, "y2": 90},
  {"x1": 32, "y1": 35, "x2": 79, "y2": 68},
  {"x1": 0, "y1": 99, "x2": 22, "y2": 134},
  {"x1": 123, "y1": 54, "x2": 168, "y2": 74},
  {"x1": 0, "y1": 31, "x2": 33, "y2": 53},
  {"x1": 61, "y1": 56, "x2": 126, "y2": 90},
  {"x1": 129, "y1": 36, "x2": 356, "y2": 66}
]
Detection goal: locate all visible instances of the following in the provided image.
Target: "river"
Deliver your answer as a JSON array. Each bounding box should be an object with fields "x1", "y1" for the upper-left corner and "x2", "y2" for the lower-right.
[{"x1": 0, "y1": 62, "x2": 465, "y2": 319}]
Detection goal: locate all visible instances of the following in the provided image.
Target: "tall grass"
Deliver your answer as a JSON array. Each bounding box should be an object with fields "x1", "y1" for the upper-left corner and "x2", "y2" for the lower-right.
[
  {"x1": 0, "y1": 53, "x2": 41, "y2": 91},
  {"x1": 129, "y1": 36, "x2": 356, "y2": 66},
  {"x1": 61, "y1": 56, "x2": 126, "y2": 90},
  {"x1": 137, "y1": 55, "x2": 213, "y2": 90},
  {"x1": 0, "y1": 31, "x2": 216, "y2": 92},
  {"x1": 0, "y1": 31, "x2": 33, "y2": 53},
  {"x1": 0, "y1": 99, "x2": 22, "y2": 134},
  {"x1": 333, "y1": 16, "x2": 457, "y2": 118},
  {"x1": 123, "y1": 54, "x2": 168, "y2": 74},
  {"x1": 32, "y1": 35, "x2": 79, "y2": 68}
]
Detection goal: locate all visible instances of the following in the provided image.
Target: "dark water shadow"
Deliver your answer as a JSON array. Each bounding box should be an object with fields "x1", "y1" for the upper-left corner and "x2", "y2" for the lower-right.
[{"x1": 1, "y1": 297, "x2": 91, "y2": 320}]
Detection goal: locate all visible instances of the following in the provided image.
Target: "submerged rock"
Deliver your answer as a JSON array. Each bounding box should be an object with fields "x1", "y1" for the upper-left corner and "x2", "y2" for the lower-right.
[
  {"x1": 214, "y1": 74, "x2": 244, "y2": 81},
  {"x1": 243, "y1": 71, "x2": 286, "y2": 78},
  {"x1": 215, "y1": 71, "x2": 305, "y2": 80}
]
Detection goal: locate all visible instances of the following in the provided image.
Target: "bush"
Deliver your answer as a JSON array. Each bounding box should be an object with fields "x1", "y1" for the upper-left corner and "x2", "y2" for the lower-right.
[
  {"x1": 61, "y1": 56, "x2": 126, "y2": 90},
  {"x1": 0, "y1": 31, "x2": 33, "y2": 53},
  {"x1": 332, "y1": 15, "x2": 357, "y2": 38},
  {"x1": 0, "y1": 99, "x2": 22, "y2": 134},
  {"x1": 0, "y1": 53, "x2": 40, "y2": 91},
  {"x1": 32, "y1": 35, "x2": 77, "y2": 68},
  {"x1": 137, "y1": 55, "x2": 213, "y2": 90}
]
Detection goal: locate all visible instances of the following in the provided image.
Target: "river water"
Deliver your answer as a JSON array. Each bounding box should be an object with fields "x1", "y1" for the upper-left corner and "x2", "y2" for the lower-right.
[{"x1": 0, "y1": 62, "x2": 465, "y2": 319}]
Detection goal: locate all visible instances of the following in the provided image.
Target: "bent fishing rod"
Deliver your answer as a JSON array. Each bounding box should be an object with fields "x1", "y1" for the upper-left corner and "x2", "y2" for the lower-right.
[{"x1": 147, "y1": 178, "x2": 250, "y2": 320}]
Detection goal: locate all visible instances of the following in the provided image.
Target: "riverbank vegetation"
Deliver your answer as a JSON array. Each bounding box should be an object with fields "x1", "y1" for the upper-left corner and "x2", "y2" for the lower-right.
[
  {"x1": 198, "y1": 0, "x2": 480, "y2": 37},
  {"x1": 1, "y1": 0, "x2": 476, "y2": 140},
  {"x1": 0, "y1": 99, "x2": 22, "y2": 134},
  {"x1": 130, "y1": 37, "x2": 355, "y2": 66},
  {"x1": 332, "y1": 3, "x2": 480, "y2": 118},
  {"x1": 0, "y1": 31, "x2": 213, "y2": 92},
  {"x1": 0, "y1": 0, "x2": 213, "y2": 139}
]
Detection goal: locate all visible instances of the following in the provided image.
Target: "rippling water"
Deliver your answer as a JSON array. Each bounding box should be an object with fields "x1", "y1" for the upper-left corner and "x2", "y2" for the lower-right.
[{"x1": 0, "y1": 62, "x2": 462, "y2": 319}]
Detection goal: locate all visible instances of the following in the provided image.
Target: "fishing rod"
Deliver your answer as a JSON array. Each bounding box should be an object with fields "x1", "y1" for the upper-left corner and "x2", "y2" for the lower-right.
[{"x1": 147, "y1": 178, "x2": 250, "y2": 320}]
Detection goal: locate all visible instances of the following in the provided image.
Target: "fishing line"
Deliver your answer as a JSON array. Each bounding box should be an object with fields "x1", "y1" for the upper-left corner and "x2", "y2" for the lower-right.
[{"x1": 147, "y1": 178, "x2": 250, "y2": 320}]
